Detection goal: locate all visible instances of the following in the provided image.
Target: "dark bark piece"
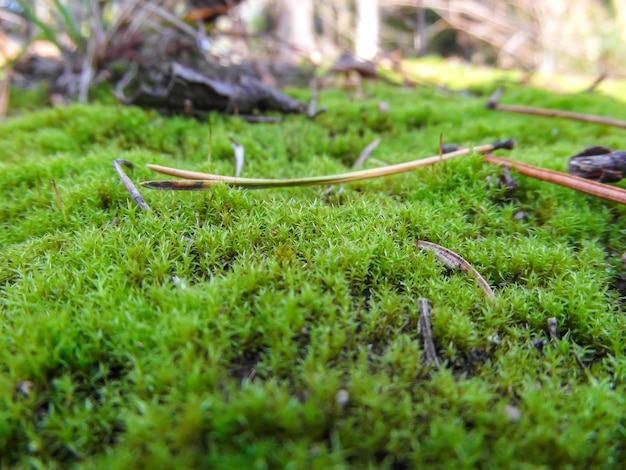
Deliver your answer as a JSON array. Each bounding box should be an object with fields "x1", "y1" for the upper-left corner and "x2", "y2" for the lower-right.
[
  {"x1": 568, "y1": 147, "x2": 626, "y2": 183},
  {"x1": 119, "y1": 62, "x2": 306, "y2": 116}
]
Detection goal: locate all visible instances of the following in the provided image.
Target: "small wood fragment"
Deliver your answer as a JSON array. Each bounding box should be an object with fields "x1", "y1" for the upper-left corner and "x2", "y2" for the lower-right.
[
  {"x1": 416, "y1": 240, "x2": 495, "y2": 298},
  {"x1": 307, "y1": 86, "x2": 327, "y2": 119},
  {"x1": 113, "y1": 159, "x2": 151, "y2": 211},
  {"x1": 418, "y1": 298, "x2": 440, "y2": 368}
]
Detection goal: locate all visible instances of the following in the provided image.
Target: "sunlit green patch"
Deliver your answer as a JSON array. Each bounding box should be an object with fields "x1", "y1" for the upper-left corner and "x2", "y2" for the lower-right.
[{"x1": 2, "y1": 60, "x2": 626, "y2": 468}]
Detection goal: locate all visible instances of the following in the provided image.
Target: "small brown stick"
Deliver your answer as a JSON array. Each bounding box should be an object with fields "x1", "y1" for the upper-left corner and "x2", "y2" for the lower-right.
[
  {"x1": 353, "y1": 138, "x2": 380, "y2": 169},
  {"x1": 307, "y1": 87, "x2": 327, "y2": 119},
  {"x1": 583, "y1": 74, "x2": 607, "y2": 94},
  {"x1": 320, "y1": 138, "x2": 381, "y2": 199},
  {"x1": 484, "y1": 155, "x2": 626, "y2": 205},
  {"x1": 113, "y1": 159, "x2": 151, "y2": 211},
  {"x1": 418, "y1": 298, "x2": 440, "y2": 368},
  {"x1": 485, "y1": 87, "x2": 626, "y2": 129},
  {"x1": 51, "y1": 180, "x2": 65, "y2": 215},
  {"x1": 417, "y1": 240, "x2": 495, "y2": 298},
  {"x1": 229, "y1": 136, "x2": 244, "y2": 177}
]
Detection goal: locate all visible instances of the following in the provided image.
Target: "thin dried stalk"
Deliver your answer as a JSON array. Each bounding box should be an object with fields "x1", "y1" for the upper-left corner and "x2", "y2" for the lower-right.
[
  {"x1": 353, "y1": 138, "x2": 380, "y2": 169},
  {"x1": 142, "y1": 139, "x2": 515, "y2": 190},
  {"x1": 51, "y1": 180, "x2": 65, "y2": 214},
  {"x1": 114, "y1": 159, "x2": 151, "y2": 211},
  {"x1": 418, "y1": 298, "x2": 440, "y2": 368},
  {"x1": 417, "y1": 240, "x2": 495, "y2": 298},
  {"x1": 229, "y1": 136, "x2": 244, "y2": 177},
  {"x1": 484, "y1": 155, "x2": 626, "y2": 205},
  {"x1": 486, "y1": 87, "x2": 626, "y2": 129}
]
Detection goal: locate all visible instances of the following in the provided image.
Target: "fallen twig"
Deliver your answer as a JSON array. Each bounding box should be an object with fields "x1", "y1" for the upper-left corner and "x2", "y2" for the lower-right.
[
  {"x1": 113, "y1": 159, "x2": 151, "y2": 211},
  {"x1": 229, "y1": 137, "x2": 245, "y2": 177},
  {"x1": 416, "y1": 240, "x2": 495, "y2": 298},
  {"x1": 418, "y1": 298, "x2": 440, "y2": 368},
  {"x1": 484, "y1": 154, "x2": 626, "y2": 205},
  {"x1": 583, "y1": 74, "x2": 607, "y2": 94},
  {"x1": 320, "y1": 138, "x2": 381, "y2": 200},
  {"x1": 353, "y1": 138, "x2": 381, "y2": 169},
  {"x1": 307, "y1": 86, "x2": 327, "y2": 119},
  {"x1": 141, "y1": 139, "x2": 515, "y2": 190},
  {"x1": 485, "y1": 87, "x2": 626, "y2": 129}
]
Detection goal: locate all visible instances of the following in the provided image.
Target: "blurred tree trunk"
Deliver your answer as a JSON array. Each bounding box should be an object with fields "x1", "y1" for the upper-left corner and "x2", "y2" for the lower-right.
[
  {"x1": 355, "y1": 0, "x2": 379, "y2": 60},
  {"x1": 274, "y1": 0, "x2": 316, "y2": 62},
  {"x1": 415, "y1": 0, "x2": 427, "y2": 56}
]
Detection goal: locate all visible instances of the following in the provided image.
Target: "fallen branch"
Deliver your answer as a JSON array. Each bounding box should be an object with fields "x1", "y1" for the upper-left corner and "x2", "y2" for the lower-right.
[
  {"x1": 141, "y1": 139, "x2": 515, "y2": 190},
  {"x1": 418, "y1": 298, "x2": 440, "y2": 368},
  {"x1": 485, "y1": 87, "x2": 626, "y2": 129},
  {"x1": 416, "y1": 240, "x2": 495, "y2": 298},
  {"x1": 113, "y1": 159, "x2": 151, "y2": 211},
  {"x1": 484, "y1": 155, "x2": 626, "y2": 205}
]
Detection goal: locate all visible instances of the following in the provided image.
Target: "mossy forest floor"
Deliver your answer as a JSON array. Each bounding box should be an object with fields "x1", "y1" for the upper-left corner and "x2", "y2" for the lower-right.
[{"x1": 3, "y1": 60, "x2": 626, "y2": 468}]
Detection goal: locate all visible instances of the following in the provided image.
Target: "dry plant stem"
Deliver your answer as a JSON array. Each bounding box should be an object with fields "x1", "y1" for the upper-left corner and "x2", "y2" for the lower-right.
[
  {"x1": 418, "y1": 298, "x2": 440, "y2": 368},
  {"x1": 416, "y1": 240, "x2": 495, "y2": 298},
  {"x1": 583, "y1": 73, "x2": 607, "y2": 93},
  {"x1": 51, "y1": 180, "x2": 65, "y2": 214},
  {"x1": 353, "y1": 138, "x2": 380, "y2": 169},
  {"x1": 142, "y1": 140, "x2": 515, "y2": 190},
  {"x1": 307, "y1": 86, "x2": 327, "y2": 119},
  {"x1": 486, "y1": 88, "x2": 626, "y2": 129},
  {"x1": 229, "y1": 137, "x2": 244, "y2": 177},
  {"x1": 113, "y1": 159, "x2": 151, "y2": 211},
  {"x1": 484, "y1": 155, "x2": 626, "y2": 205}
]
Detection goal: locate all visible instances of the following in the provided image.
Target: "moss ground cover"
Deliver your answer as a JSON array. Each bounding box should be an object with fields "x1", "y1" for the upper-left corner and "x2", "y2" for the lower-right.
[{"x1": 2, "y1": 61, "x2": 626, "y2": 468}]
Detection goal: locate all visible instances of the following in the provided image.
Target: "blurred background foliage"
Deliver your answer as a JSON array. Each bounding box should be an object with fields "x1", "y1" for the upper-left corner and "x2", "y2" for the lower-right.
[{"x1": 2, "y1": 0, "x2": 626, "y2": 108}]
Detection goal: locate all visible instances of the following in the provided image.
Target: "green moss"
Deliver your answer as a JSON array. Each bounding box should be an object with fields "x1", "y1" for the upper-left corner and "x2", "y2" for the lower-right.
[{"x1": 2, "y1": 60, "x2": 626, "y2": 468}]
